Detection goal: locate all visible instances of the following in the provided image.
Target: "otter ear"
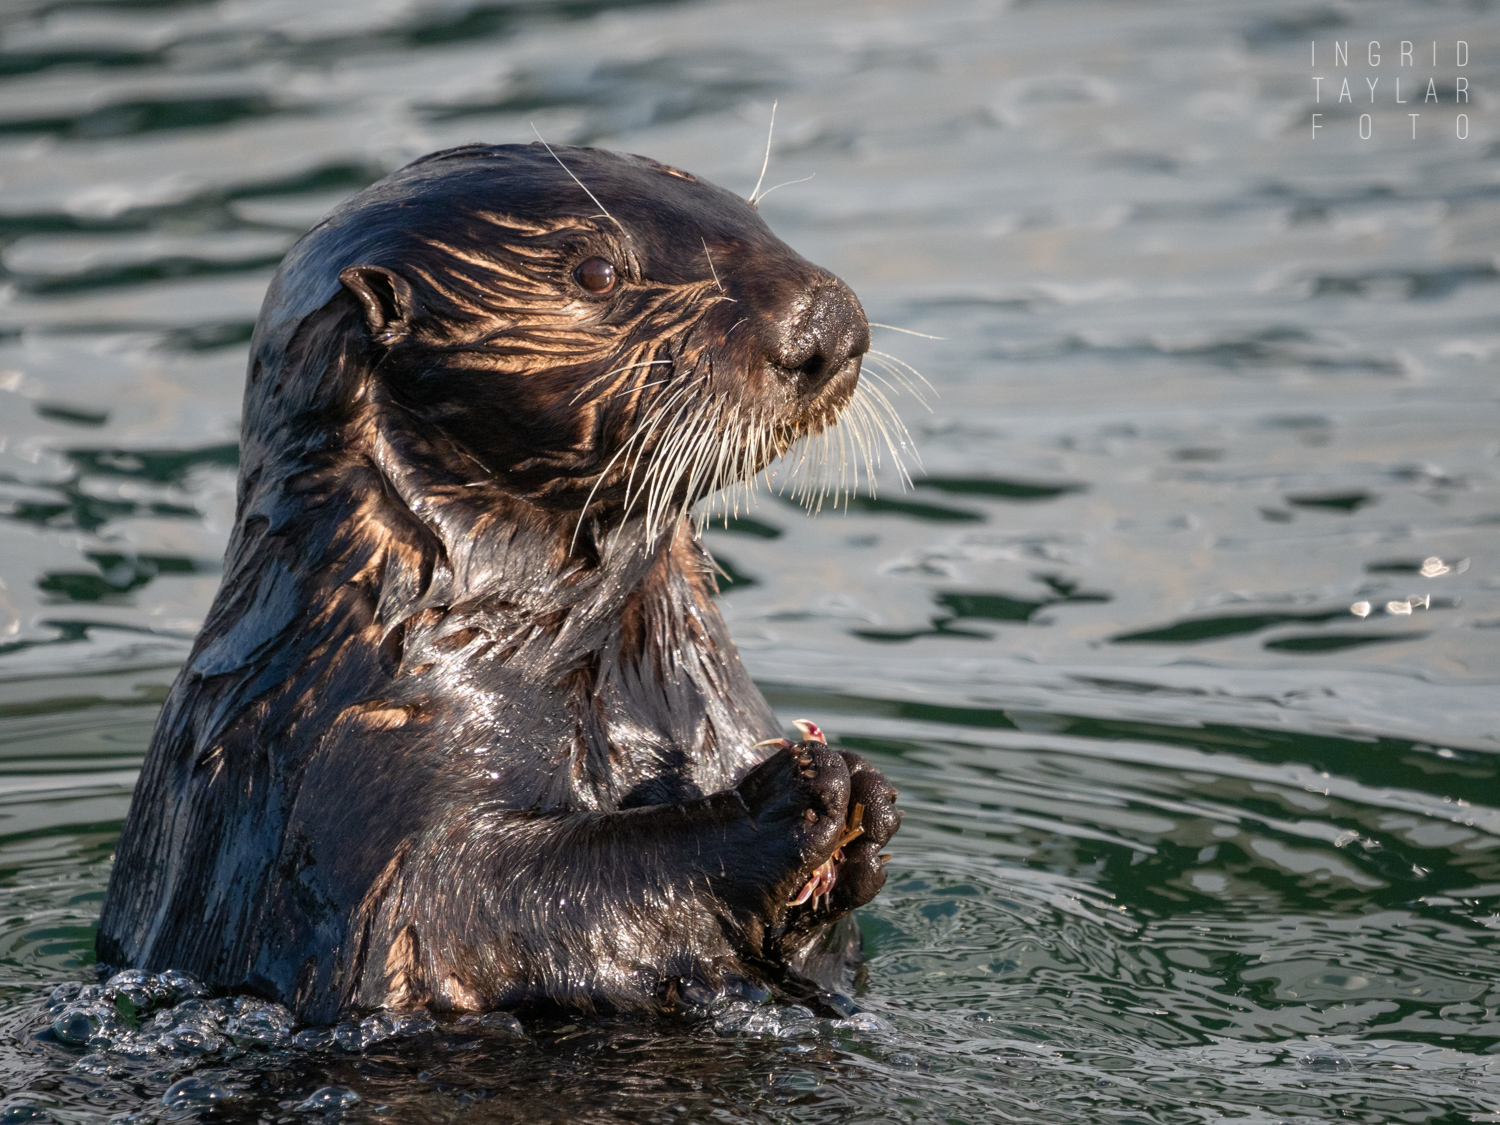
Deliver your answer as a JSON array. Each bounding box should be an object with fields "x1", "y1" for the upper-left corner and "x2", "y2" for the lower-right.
[{"x1": 339, "y1": 265, "x2": 416, "y2": 341}]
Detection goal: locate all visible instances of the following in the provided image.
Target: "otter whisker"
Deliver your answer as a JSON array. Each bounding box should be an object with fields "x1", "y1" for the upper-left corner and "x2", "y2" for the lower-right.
[
  {"x1": 756, "y1": 368, "x2": 916, "y2": 519},
  {"x1": 752, "y1": 174, "x2": 815, "y2": 205},
  {"x1": 834, "y1": 403, "x2": 857, "y2": 507},
  {"x1": 867, "y1": 348, "x2": 936, "y2": 394},
  {"x1": 860, "y1": 360, "x2": 929, "y2": 409},
  {"x1": 709, "y1": 411, "x2": 750, "y2": 525},
  {"x1": 654, "y1": 398, "x2": 703, "y2": 528},
  {"x1": 856, "y1": 385, "x2": 916, "y2": 485},
  {"x1": 606, "y1": 376, "x2": 672, "y2": 399},
  {"x1": 701, "y1": 239, "x2": 732, "y2": 300},
  {"x1": 693, "y1": 411, "x2": 725, "y2": 523},
  {"x1": 660, "y1": 398, "x2": 720, "y2": 539},
  {"x1": 734, "y1": 409, "x2": 765, "y2": 517},
  {"x1": 858, "y1": 381, "x2": 916, "y2": 489},
  {"x1": 569, "y1": 358, "x2": 674, "y2": 405},
  {"x1": 749, "y1": 99, "x2": 777, "y2": 206},
  {"x1": 700, "y1": 401, "x2": 737, "y2": 517},
  {"x1": 849, "y1": 393, "x2": 885, "y2": 494},
  {"x1": 855, "y1": 391, "x2": 897, "y2": 491},
  {"x1": 572, "y1": 437, "x2": 637, "y2": 551},
  {"x1": 702, "y1": 403, "x2": 767, "y2": 526},
  {"x1": 530, "y1": 123, "x2": 627, "y2": 237},
  {"x1": 869, "y1": 322, "x2": 947, "y2": 340},
  {"x1": 680, "y1": 399, "x2": 727, "y2": 528},
  {"x1": 841, "y1": 397, "x2": 873, "y2": 488},
  {"x1": 582, "y1": 372, "x2": 699, "y2": 550},
  {"x1": 639, "y1": 391, "x2": 710, "y2": 541},
  {"x1": 621, "y1": 379, "x2": 698, "y2": 521},
  {"x1": 685, "y1": 398, "x2": 730, "y2": 521},
  {"x1": 710, "y1": 403, "x2": 741, "y2": 513}
]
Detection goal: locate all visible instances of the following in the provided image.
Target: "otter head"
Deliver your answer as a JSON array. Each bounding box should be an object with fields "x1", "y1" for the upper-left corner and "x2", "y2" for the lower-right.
[{"x1": 245, "y1": 143, "x2": 899, "y2": 553}]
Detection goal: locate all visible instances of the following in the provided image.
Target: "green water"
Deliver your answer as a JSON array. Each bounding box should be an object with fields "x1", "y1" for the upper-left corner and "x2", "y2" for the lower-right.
[{"x1": 1, "y1": 0, "x2": 1498, "y2": 1119}]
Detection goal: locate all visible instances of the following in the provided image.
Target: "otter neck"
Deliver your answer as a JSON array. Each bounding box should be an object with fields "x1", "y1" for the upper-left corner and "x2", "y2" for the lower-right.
[
  {"x1": 361, "y1": 396, "x2": 712, "y2": 622},
  {"x1": 352, "y1": 411, "x2": 755, "y2": 810}
]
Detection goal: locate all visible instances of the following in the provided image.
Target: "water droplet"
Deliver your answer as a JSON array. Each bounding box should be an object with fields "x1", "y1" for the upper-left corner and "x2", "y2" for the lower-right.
[
  {"x1": 358, "y1": 1013, "x2": 395, "y2": 1047},
  {"x1": 43, "y1": 983, "x2": 81, "y2": 1012},
  {"x1": 834, "y1": 1012, "x2": 893, "y2": 1033},
  {"x1": 226, "y1": 1003, "x2": 293, "y2": 1049},
  {"x1": 50, "y1": 1001, "x2": 120, "y2": 1046},
  {"x1": 886, "y1": 1051, "x2": 921, "y2": 1071},
  {"x1": 477, "y1": 1011, "x2": 524, "y2": 1037},
  {"x1": 332, "y1": 1022, "x2": 366, "y2": 1052},
  {"x1": 161, "y1": 1077, "x2": 235, "y2": 1110},
  {"x1": 103, "y1": 969, "x2": 154, "y2": 994},
  {"x1": 158, "y1": 970, "x2": 209, "y2": 1002},
  {"x1": 393, "y1": 1009, "x2": 437, "y2": 1037},
  {"x1": 296, "y1": 1086, "x2": 360, "y2": 1112},
  {"x1": 293, "y1": 1026, "x2": 336, "y2": 1051},
  {"x1": 1297, "y1": 1045, "x2": 1352, "y2": 1070}
]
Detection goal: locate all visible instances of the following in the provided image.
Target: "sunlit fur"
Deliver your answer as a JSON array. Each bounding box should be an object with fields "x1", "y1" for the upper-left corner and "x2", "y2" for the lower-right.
[{"x1": 96, "y1": 144, "x2": 906, "y2": 1022}]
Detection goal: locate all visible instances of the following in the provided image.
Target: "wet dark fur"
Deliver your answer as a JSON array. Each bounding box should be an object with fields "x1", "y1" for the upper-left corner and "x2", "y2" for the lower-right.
[{"x1": 96, "y1": 143, "x2": 901, "y2": 1023}]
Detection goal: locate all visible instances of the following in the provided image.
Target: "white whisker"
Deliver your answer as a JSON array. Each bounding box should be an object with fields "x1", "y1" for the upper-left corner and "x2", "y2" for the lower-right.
[
  {"x1": 531, "y1": 123, "x2": 625, "y2": 236},
  {"x1": 701, "y1": 239, "x2": 731, "y2": 299},
  {"x1": 869, "y1": 322, "x2": 946, "y2": 340},
  {"x1": 607, "y1": 376, "x2": 672, "y2": 399},
  {"x1": 749, "y1": 100, "x2": 777, "y2": 205},
  {"x1": 867, "y1": 348, "x2": 936, "y2": 394},
  {"x1": 752, "y1": 174, "x2": 814, "y2": 204},
  {"x1": 569, "y1": 358, "x2": 674, "y2": 404}
]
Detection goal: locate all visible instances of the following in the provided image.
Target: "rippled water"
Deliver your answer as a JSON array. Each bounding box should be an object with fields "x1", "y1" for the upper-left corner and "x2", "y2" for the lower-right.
[{"x1": 1, "y1": 0, "x2": 1498, "y2": 1119}]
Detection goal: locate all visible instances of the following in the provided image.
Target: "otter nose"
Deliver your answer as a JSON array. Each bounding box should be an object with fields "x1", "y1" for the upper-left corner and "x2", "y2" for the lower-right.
[{"x1": 769, "y1": 282, "x2": 870, "y2": 393}]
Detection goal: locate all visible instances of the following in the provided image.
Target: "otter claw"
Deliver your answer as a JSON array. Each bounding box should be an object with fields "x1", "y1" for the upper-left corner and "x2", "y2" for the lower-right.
[
  {"x1": 790, "y1": 855, "x2": 839, "y2": 907},
  {"x1": 789, "y1": 800, "x2": 866, "y2": 908},
  {"x1": 752, "y1": 737, "x2": 794, "y2": 751}
]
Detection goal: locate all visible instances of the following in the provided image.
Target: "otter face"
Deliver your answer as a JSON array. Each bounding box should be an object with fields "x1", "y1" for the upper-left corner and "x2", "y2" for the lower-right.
[{"x1": 284, "y1": 144, "x2": 899, "y2": 538}]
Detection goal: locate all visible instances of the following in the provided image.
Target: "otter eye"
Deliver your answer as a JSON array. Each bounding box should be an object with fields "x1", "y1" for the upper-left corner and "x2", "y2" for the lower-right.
[{"x1": 574, "y1": 257, "x2": 616, "y2": 295}]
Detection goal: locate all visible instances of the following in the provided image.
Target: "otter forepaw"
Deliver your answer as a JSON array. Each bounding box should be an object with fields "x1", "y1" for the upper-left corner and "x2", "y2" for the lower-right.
[
  {"x1": 818, "y1": 749, "x2": 901, "y2": 914},
  {"x1": 773, "y1": 723, "x2": 901, "y2": 923},
  {"x1": 736, "y1": 736, "x2": 851, "y2": 862}
]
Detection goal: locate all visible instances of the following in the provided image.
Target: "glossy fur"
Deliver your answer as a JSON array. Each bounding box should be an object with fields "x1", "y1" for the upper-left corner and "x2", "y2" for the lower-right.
[{"x1": 96, "y1": 144, "x2": 901, "y2": 1023}]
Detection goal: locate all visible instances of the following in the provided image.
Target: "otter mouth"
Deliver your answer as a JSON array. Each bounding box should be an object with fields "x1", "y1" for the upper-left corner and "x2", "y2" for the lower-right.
[
  {"x1": 785, "y1": 354, "x2": 863, "y2": 438},
  {"x1": 752, "y1": 348, "x2": 915, "y2": 521}
]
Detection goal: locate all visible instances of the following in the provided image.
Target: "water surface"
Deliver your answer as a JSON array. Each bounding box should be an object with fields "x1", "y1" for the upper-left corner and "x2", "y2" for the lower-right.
[{"x1": 1, "y1": 0, "x2": 1498, "y2": 1119}]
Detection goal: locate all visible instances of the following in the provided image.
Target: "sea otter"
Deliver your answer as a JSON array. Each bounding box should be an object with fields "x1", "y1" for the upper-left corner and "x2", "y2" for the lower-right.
[{"x1": 96, "y1": 143, "x2": 902, "y2": 1023}]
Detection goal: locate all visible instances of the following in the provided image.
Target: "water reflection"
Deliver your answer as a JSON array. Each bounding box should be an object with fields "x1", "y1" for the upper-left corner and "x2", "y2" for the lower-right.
[{"x1": 2, "y1": 0, "x2": 1499, "y2": 1117}]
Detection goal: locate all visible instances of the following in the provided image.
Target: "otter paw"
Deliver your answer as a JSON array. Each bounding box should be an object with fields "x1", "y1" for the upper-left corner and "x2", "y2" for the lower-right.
[
  {"x1": 736, "y1": 739, "x2": 851, "y2": 866},
  {"x1": 769, "y1": 725, "x2": 901, "y2": 922},
  {"x1": 819, "y1": 750, "x2": 901, "y2": 914},
  {"x1": 779, "y1": 751, "x2": 898, "y2": 920}
]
